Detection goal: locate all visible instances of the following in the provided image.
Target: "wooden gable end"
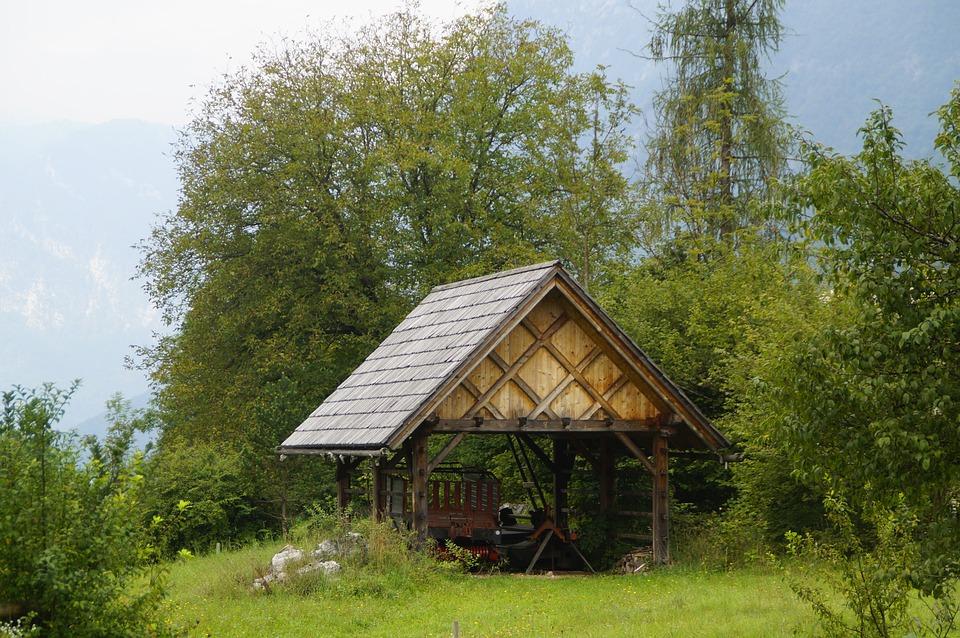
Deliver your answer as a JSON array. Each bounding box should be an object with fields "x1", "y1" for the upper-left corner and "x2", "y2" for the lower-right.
[{"x1": 436, "y1": 291, "x2": 663, "y2": 424}]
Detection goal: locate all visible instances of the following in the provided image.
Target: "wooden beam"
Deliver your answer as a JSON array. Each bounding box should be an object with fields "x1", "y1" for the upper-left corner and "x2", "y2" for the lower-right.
[
  {"x1": 553, "y1": 278, "x2": 728, "y2": 451},
  {"x1": 433, "y1": 418, "x2": 661, "y2": 433},
  {"x1": 580, "y1": 375, "x2": 629, "y2": 420},
  {"x1": 552, "y1": 289, "x2": 671, "y2": 415},
  {"x1": 517, "y1": 433, "x2": 557, "y2": 473},
  {"x1": 529, "y1": 346, "x2": 602, "y2": 420},
  {"x1": 525, "y1": 529, "x2": 554, "y2": 575},
  {"x1": 427, "y1": 432, "x2": 466, "y2": 474},
  {"x1": 486, "y1": 351, "x2": 559, "y2": 420},
  {"x1": 370, "y1": 459, "x2": 384, "y2": 522},
  {"x1": 410, "y1": 430, "x2": 430, "y2": 543},
  {"x1": 542, "y1": 340, "x2": 622, "y2": 419},
  {"x1": 382, "y1": 450, "x2": 406, "y2": 471},
  {"x1": 465, "y1": 314, "x2": 568, "y2": 419},
  {"x1": 335, "y1": 458, "x2": 353, "y2": 510},
  {"x1": 553, "y1": 439, "x2": 572, "y2": 529},
  {"x1": 614, "y1": 432, "x2": 656, "y2": 476},
  {"x1": 461, "y1": 378, "x2": 506, "y2": 420},
  {"x1": 652, "y1": 432, "x2": 670, "y2": 564},
  {"x1": 529, "y1": 374, "x2": 575, "y2": 419}
]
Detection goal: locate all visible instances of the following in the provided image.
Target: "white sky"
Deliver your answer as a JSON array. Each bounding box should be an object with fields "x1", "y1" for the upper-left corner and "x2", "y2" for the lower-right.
[{"x1": 1, "y1": 0, "x2": 481, "y2": 126}]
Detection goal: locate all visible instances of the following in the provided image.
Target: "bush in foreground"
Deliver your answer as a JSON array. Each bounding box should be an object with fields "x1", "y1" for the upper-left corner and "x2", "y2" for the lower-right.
[{"x1": 0, "y1": 384, "x2": 178, "y2": 637}]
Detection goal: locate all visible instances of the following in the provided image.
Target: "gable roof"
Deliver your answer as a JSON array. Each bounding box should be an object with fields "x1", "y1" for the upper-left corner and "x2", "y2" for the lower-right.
[{"x1": 280, "y1": 261, "x2": 729, "y2": 454}]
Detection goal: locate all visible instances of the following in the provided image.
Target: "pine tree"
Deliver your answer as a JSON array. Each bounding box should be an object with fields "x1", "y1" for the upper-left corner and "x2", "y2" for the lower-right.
[{"x1": 644, "y1": 0, "x2": 792, "y2": 247}]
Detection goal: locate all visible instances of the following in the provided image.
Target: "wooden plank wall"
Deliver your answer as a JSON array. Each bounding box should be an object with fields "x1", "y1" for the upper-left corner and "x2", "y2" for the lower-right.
[{"x1": 436, "y1": 292, "x2": 662, "y2": 423}]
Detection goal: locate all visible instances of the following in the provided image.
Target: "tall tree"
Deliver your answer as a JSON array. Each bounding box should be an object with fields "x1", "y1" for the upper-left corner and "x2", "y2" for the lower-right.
[
  {"x1": 643, "y1": 0, "x2": 792, "y2": 247},
  {"x1": 535, "y1": 70, "x2": 642, "y2": 292}
]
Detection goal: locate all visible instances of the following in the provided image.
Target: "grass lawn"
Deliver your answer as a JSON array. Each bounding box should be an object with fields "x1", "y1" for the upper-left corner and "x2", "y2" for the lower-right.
[{"x1": 164, "y1": 542, "x2": 819, "y2": 637}]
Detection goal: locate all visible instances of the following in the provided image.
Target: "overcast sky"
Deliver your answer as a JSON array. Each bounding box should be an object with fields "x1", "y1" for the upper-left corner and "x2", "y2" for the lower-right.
[{"x1": 1, "y1": 0, "x2": 481, "y2": 126}]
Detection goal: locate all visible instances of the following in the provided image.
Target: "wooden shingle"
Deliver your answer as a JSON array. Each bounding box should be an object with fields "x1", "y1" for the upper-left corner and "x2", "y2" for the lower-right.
[{"x1": 280, "y1": 261, "x2": 560, "y2": 450}]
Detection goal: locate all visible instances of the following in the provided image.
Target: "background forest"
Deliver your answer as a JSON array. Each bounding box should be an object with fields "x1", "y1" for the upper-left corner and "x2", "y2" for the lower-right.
[{"x1": 2, "y1": 1, "x2": 959, "y2": 636}]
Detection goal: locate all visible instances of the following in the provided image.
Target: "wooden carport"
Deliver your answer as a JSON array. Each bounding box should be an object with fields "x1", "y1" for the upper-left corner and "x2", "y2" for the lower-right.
[{"x1": 279, "y1": 261, "x2": 730, "y2": 565}]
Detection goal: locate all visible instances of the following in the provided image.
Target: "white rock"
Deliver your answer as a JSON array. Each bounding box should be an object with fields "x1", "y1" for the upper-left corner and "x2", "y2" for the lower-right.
[
  {"x1": 297, "y1": 560, "x2": 341, "y2": 576},
  {"x1": 252, "y1": 571, "x2": 287, "y2": 590},
  {"x1": 313, "y1": 539, "x2": 338, "y2": 559},
  {"x1": 271, "y1": 545, "x2": 304, "y2": 573}
]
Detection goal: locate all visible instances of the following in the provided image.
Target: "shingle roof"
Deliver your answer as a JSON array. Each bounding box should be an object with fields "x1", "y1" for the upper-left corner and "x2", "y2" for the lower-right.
[{"x1": 280, "y1": 261, "x2": 561, "y2": 451}]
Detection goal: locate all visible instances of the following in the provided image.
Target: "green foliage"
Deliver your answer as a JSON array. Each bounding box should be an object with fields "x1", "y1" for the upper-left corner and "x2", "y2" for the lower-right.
[
  {"x1": 600, "y1": 238, "x2": 826, "y2": 526},
  {"x1": 141, "y1": 440, "x2": 255, "y2": 556},
  {"x1": 759, "y1": 87, "x2": 960, "y2": 632},
  {"x1": 440, "y1": 540, "x2": 481, "y2": 573},
  {"x1": 787, "y1": 495, "x2": 959, "y2": 638},
  {"x1": 0, "y1": 384, "x2": 178, "y2": 637},
  {"x1": 0, "y1": 617, "x2": 40, "y2": 638},
  {"x1": 773, "y1": 88, "x2": 960, "y2": 594}
]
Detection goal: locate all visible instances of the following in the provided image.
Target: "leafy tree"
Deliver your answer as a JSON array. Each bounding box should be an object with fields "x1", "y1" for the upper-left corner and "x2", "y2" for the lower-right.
[
  {"x1": 600, "y1": 238, "x2": 825, "y2": 521},
  {"x1": 642, "y1": 0, "x2": 792, "y2": 246},
  {"x1": 0, "y1": 384, "x2": 177, "y2": 637},
  {"x1": 771, "y1": 88, "x2": 960, "y2": 619},
  {"x1": 137, "y1": 4, "x2": 642, "y2": 531},
  {"x1": 532, "y1": 70, "x2": 643, "y2": 292},
  {"x1": 140, "y1": 440, "x2": 253, "y2": 556}
]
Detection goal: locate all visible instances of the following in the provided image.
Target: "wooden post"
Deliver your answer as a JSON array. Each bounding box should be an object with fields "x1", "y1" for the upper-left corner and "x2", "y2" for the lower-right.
[
  {"x1": 552, "y1": 438, "x2": 571, "y2": 528},
  {"x1": 371, "y1": 459, "x2": 384, "y2": 522},
  {"x1": 598, "y1": 439, "x2": 614, "y2": 513},
  {"x1": 652, "y1": 431, "x2": 670, "y2": 564},
  {"x1": 335, "y1": 458, "x2": 351, "y2": 511},
  {"x1": 410, "y1": 430, "x2": 430, "y2": 542}
]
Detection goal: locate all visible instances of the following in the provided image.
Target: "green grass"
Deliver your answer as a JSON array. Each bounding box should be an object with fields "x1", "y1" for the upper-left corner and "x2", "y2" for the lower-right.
[{"x1": 164, "y1": 542, "x2": 819, "y2": 637}]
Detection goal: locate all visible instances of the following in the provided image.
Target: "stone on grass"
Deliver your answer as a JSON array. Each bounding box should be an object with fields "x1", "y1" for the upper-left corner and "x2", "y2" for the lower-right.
[
  {"x1": 297, "y1": 560, "x2": 341, "y2": 576},
  {"x1": 252, "y1": 571, "x2": 287, "y2": 590},
  {"x1": 271, "y1": 545, "x2": 305, "y2": 573},
  {"x1": 613, "y1": 547, "x2": 653, "y2": 574},
  {"x1": 253, "y1": 545, "x2": 341, "y2": 590},
  {"x1": 313, "y1": 539, "x2": 338, "y2": 559}
]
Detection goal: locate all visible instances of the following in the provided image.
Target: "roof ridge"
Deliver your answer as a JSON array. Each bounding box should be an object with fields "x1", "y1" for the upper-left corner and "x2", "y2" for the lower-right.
[{"x1": 429, "y1": 260, "x2": 561, "y2": 293}]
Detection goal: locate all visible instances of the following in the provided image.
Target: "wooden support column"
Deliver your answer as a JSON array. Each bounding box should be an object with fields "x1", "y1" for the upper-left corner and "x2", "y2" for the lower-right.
[
  {"x1": 552, "y1": 439, "x2": 572, "y2": 528},
  {"x1": 652, "y1": 431, "x2": 670, "y2": 564},
  {"x1": 335, "y1": 458, "x2": 351, "y2": 511},
  {"x1": 410, "y1": 430, "x2": 430, "y2": 542},
  {"x1": 370, "y1": 459, "x2": 384, "y2": 522},
  {"x1": 598, "y1": 439, "x2": 614, "y2": 513}
]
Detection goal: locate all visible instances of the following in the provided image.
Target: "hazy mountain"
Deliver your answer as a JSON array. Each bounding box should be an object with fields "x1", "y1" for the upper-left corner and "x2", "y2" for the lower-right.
[
  {"x1": 74, "y1": 390, "x2": 156, "y2": 443},
  {"x1": 0, "y1": 120, "x2": 177, "y2": 431},
  {"x1": 2, "y1": 1, "x2": 957, "y2": 434},
  {"x1": 508, "y1": 0, "x2": 960, "y2": 157}
]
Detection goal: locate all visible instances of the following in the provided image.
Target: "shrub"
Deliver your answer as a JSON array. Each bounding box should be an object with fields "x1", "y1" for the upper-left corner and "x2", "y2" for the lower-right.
[
  {"x1": 786, "y1": 494, "x2": 959, "y2": 638},
  {"x1": 0, "y1": 384, "x2": 179, "y2": 637},
  {"x1": 141, "y1": 440, "x2": 254, "y2": 556}
]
